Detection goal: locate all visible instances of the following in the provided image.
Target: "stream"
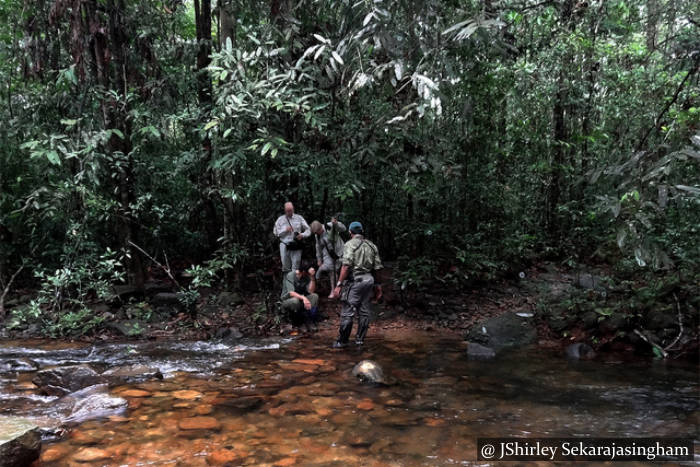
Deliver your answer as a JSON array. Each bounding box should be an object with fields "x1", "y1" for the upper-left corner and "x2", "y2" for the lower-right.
[{"x1": 1, "y1": 331, "x2": 698, "y2": 465}]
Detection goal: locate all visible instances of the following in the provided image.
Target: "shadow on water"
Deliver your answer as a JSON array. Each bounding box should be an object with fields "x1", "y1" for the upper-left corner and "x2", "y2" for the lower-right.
[{"x1": 1, "y1": 331, "x2": 698, "y2": 465}]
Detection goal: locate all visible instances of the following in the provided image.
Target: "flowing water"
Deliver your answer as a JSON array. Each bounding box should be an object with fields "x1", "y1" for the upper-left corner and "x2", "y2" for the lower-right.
[{"x1": 0, "y1": 329, "x2": 698, "y2": 466}]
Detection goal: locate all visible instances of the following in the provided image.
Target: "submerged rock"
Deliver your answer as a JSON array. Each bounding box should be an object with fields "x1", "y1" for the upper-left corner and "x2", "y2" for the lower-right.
[
  {"x1": 466, "y1": 342, "x2": 496, "y2": 359},
  {"x1": 0, "y1": 416, "x2": 41, "y2": 467},
  {"x1": 352, "y1": 360, "x2": 388, "y2": 385},
  {"x1": 565, "y1": 343, "x2": 596, "y2": 360},
  {"x1": 178, "y1": 416, "x2": 221, "y2": 430},
  {"x1": 33, "y1": 365, "x2": 105, "y2": 397}
]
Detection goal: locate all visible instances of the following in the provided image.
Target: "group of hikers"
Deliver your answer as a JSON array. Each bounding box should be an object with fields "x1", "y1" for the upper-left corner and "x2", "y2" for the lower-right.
[{"x1": 273, "y1": 202, "x2": 383, "y2": 348}]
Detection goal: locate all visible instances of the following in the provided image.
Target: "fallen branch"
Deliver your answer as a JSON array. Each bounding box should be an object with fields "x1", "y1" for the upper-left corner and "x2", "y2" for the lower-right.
[
  {"x1": 128, "y1": 241, "x2": 183, "y2": 290},
  {"x1": 663, "y1": 293, "x2": 684, "y2": 352},
  {"x1": 633, "y1": 328, "x2": 669, "y2": 358}
]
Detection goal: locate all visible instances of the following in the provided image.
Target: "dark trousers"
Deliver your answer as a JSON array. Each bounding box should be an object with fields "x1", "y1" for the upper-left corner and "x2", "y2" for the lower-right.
[{"x1": 337, "y1": 274, "x2": 373, "y2": 344}]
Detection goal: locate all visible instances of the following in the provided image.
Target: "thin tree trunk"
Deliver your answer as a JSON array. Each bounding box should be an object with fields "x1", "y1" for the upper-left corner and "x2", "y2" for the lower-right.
[{"x1": 194, "y1": 0, "x2": 220, "y2": 252}]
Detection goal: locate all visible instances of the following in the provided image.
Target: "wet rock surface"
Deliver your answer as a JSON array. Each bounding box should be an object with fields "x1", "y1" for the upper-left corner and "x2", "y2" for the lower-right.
[
  {"x1": 0, "y1": 416, "x2": 41, "y2": 467},
  {"x1": 352, "y1": 360, "x2": 388, "y2": 385},
  {"x1": 33, "y1": 365, "x2": 105, "y2": 397}
]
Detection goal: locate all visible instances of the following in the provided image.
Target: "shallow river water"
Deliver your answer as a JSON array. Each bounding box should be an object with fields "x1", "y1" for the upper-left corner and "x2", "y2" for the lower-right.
[{"x1": 1, "y1": 329, "x2": 698, "y2": 466}]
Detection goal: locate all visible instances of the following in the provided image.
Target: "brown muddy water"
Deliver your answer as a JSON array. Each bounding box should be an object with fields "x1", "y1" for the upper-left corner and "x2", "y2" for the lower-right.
[{"x1": 1, "y1": 330, "x2": 698, "y2": 466}]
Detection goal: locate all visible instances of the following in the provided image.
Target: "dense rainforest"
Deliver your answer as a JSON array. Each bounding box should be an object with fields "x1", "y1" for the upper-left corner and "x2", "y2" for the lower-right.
[{"x1": 0, "y1": 0, "x2": 698, "y2": 355}]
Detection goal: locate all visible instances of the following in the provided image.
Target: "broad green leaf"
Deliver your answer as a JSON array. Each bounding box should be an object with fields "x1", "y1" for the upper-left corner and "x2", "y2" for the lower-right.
[{"x1": 46, "y1": 150, "x2": 61, "y2": 166}]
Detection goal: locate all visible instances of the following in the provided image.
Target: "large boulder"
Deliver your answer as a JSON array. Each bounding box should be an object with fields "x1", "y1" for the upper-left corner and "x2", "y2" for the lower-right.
[
  {"x1": 352, "y1": 360, "x2": 389, "y2": 385},
  {"x1": 465, "y1": 312, "x2": 537, "y2": 351},
  {"x1": 0, "y1": 417, "x2": 41, "y2": 467},
  {"x1": 33, "y1": 365, "x2": 105, "y2": 397}
]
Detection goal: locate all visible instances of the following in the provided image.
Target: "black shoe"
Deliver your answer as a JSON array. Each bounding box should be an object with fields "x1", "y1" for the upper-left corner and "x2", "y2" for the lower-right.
[
  {"x1": 355, "y1": 339, "x2": 364, "y2": 346},
  {"x1": 333, "y1": 340, "x2": 348, "y2": 349}
]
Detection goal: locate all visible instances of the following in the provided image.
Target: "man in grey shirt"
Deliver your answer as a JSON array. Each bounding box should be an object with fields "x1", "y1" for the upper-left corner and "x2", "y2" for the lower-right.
[
  {"x1": 273, "y1": 202, "x2": 311, "y2": 273},
  {"x1": 310, "y1": 218, "x2": 346, "y2": 297}
]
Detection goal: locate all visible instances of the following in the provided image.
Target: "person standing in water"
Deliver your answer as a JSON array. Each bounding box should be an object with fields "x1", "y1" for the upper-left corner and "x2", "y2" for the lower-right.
[{"x1": 330, "y1": 221, "x2": 382, "y2": 347}]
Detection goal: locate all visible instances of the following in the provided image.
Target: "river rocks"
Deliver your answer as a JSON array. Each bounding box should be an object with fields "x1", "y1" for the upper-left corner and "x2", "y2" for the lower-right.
[
  {"x1": 0, "y1": 359, "x2": 38, "y2": 373},
  {"x1": 40, "y1": 444, "x2": 71, "y2": 463},
  {"x1": 207, "y1": 448, "x2": 240, "y2": 464},
  {"x1": 173, "y1": 390, "x2": 203, "y2": 400},
  {"x1": 73, "y1": 447, "x2": 111, "y2": 462},
  {"x1": 356, "y1": 399, "x2": 375, "y2": 411},
  {"x1": 178, "y1": 416, "x2": 221, "y2": 430},
  {"x1": 0, "y1": 416, "x2": 41, "y2": 467},
  {"x1": 65, "y1": 392, "x2": 128, "y2": 424},
  {"x1": 466, "y1": 342, "x2": 496, "y2": 359},
  {"x1": 102, "y1": 364, "x2": 163, "y2": 382},
  {"x1": 214, "y1": 326, "x2": 244, "y2": 340},
  {"x1": 352, "y1": 360, "x2": 388, "y2": 385},
  {"x1": 33, "y1": 365, "x2": 105, "y2": 396},
  {"x1": 565, "y1": 343, "x2": 596, "y2": 360},
  {"x1": 465, "y1": 312, "x2": 537, "y2": 351},
  {"x1": 120, "y1": 389, "x2": 151, "y2": 398}
]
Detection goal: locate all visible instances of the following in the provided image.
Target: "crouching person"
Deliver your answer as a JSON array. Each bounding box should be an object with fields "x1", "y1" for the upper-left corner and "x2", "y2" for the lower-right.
[{"x1": 280, "y1": 260, "x2": 319, "y2": 332}]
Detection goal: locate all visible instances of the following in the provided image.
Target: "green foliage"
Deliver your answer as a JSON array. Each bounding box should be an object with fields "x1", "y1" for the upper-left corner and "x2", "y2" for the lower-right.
[
  {"x1": 0, "y1": 0, "x2": 698, "y2": 340},
  {"x1": 6, "y1": 248, "x2": 124, "y2": 337}
]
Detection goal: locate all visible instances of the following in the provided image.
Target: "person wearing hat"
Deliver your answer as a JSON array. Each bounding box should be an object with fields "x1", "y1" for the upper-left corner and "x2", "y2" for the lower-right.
[
  {"x1": 330, "y1": 221, "x2": 383, "y2": 347},
  {"x1": 310, "y1": 217, "x2": 346, "y2": 297}
]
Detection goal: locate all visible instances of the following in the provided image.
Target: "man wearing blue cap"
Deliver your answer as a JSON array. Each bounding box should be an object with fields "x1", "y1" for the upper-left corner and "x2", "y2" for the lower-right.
[{"x1": 330, "y1": 221, "x2": 383, "y2": 347}]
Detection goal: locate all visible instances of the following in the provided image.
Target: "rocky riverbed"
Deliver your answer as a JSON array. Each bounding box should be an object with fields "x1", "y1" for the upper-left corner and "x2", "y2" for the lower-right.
[{"x1": 1, "y1": 321, "x2": 698, "y2": 466}]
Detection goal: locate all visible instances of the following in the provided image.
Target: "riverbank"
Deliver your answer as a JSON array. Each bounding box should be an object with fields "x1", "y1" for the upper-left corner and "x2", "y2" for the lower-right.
[{"x1": 1, "y1": 261, "x2": 697, "y2": 361}]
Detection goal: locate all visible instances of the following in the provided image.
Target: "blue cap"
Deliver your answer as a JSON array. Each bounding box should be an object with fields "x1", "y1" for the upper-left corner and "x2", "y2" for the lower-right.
[{"x1": 349, "y1": 221, "x2": 363, "y2": 234}]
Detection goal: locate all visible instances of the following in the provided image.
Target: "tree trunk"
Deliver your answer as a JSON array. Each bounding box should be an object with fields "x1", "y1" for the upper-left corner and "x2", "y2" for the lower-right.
[
  {"x1": 194, "y1": 0, "x2": 220, "y2": 252},
  {"x1": 547, "y1": 0, "x2": 574, "y2": 237},
  {"x1": 107, "y1": 0, "x2": 145, "y2": 288}
]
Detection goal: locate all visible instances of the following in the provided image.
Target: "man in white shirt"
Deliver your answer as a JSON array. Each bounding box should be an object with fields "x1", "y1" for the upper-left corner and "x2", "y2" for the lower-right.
[{"x1": 273, "y1": 202, "x2": 311, "y2": 273}]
